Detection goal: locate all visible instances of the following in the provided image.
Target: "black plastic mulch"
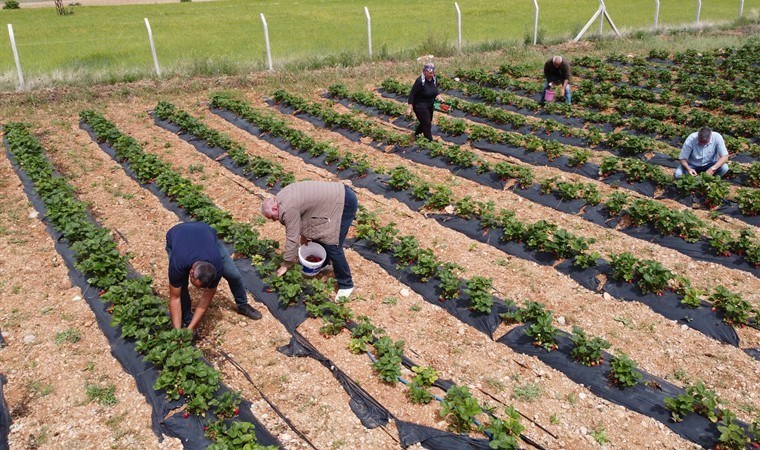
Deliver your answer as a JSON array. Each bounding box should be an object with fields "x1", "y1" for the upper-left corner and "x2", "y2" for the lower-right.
[
  {"x1": 498, "y1": 325, "x2": 749, "y2": 449},
  {"x1": 5, "y1": 140, "x2": 280, "y2": 449},
  {"x1": 0, "y1": 374, "x2": 9, "y2": 450},
  {"x1": 142, "y1": 117, "x2": 514, "y2": 448},
  {"x1": 274, "y1": 96, "x2": 759, "y2": 269},
  {"x1": 211, "y1": 106, "x2": 751, "y2": 339},
  {"x1": 395, "y1": 419, "x2": 491, "y2": 450},
  {"x1": 427, "y1": 214, "x2": 742, "y2": 348},
  {"x1": 349, "y1": 240, "x2": 509, "y2": 338},
  {"x1": 469, "y1": 139, "x2": 760, "y2": 228},
  {"x1": 209, "y1": 104, "x2": 760, "y2": 448}
]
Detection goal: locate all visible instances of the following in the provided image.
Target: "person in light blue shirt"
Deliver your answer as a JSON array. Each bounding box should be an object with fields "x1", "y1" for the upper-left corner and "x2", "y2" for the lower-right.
[{"x1": 675, "y1": 127, "x2": 729, "y2": 179}]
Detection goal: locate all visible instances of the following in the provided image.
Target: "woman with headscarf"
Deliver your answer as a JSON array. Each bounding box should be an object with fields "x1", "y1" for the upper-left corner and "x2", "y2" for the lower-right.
[{"x1": 406, "y1": 62, "x2": 439, "y2": 141}]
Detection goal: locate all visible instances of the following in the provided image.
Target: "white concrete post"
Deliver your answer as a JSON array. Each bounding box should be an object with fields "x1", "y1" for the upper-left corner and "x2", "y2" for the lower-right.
[
  {"x1": 454, "y1": 2, "x2": 462, "y2": 53},
  {"x1": 260, "y1": 13, "x2": 273, "y2": 71},
  {"x1": 696, "y1": 0, "x2": 702, "y2": 23},
  {"x1": 144, "y1": 18, "x2": 161, "y2": 78},
  {"x1": 532, "y1": 0, "x2": 539, "y2": 45},
  {"x1": 654, "y1": 0, "x2": 660, "y2": 29},
  {"x1": 364, "y1": 7, "x2": 372, "y2": 58},
  {"x1": 739, "y1": 0, "x2": 744, "y2": 17},
  {"x1": 7, "y1": 24, "x2": 24, "y2": 90}
]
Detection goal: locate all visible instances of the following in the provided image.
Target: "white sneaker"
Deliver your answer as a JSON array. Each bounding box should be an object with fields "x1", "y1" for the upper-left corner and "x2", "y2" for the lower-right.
[{"x1": 335, "y1": 288, "x2": 354, "y2": 301}]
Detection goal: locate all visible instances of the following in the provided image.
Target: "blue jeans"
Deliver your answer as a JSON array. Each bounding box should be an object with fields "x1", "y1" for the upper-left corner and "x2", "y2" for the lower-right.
[
  {"x1": 319, "y1": 186, "x2": 357, "y2": 289},
  {"x1": 167, "y1": 240, "x2": 248, "y2": 325},
  {"x1": 541, "y1": 81, "x2": 571, "y2": 105},
  {"x1": 674, "y1": 162, "x2": 729, "y2": 179}
]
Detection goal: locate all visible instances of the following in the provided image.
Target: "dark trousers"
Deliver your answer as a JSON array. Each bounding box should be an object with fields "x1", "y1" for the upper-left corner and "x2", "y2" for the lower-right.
[
  {"x1": 413, "y1": 103, "x2": 434, "y2": 141},
  {"x1": 167, "y1": 240, "x2": 248, "y2": 325},
  {"x1": 320, "y1": 186, "x2": 358, "y2": 289}
]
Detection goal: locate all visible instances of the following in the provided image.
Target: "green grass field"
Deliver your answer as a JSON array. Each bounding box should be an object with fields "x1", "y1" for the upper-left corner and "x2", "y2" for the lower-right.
[{"x1": 1, "y1": 0, "x2": 758, "y2": 88}]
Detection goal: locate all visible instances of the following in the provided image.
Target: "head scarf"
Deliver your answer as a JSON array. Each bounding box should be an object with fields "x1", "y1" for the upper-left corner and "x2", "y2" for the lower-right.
[{"x1": 421, "y1": 62, "x2": 436, "y2": 85}]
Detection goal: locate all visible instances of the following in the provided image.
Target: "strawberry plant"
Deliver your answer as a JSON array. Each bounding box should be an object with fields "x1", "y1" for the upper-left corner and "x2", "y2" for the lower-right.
[
  {"x1": 716, "y1": 410, "x2": 750, "y2": 450},
  {"x1": 486, "y1": 406, "x2": 524, "y2": 450},
  {"x1": 407, "y1": 365, "x2": 438, "y2": 405},
  {"x1": 205, "y1": 420, "x2": 277, "y2": 450},
  {"x1": 440, "y1": 385, "x2": 483, "y2": 433},
  {"x1": 604, "y1": 191, "x2": 629, "y2": 216},
  {"x1": 745, "y1": 162, "x2": 760, "y2": 188},
  {"x1": 388, "y1": 166, "x2": 416, "y2": 191},
  {"x1": 356, "y1": 222, "x2": 398, "y2": 253},
  {"x1": 454, "y1": 196, "x2": 478, "y2": 219},
  {"x1": 525, "y1": 312, "x2": 558, "y2": 351},
  {"x1": 318, "y1": 298, "x2": 354, "y2": 336},
  {"x1": 411, "y1": 181, "x2": 431, "y2": 202},
  {"x1": 372, "y1": 336, "x2": 404, "y2": 384},
  {"x1": 708, "y1": 228, "x2": 733, "y2": 257},
  {"x1": 568, "y1": 149, "x2": 591, "y2": 168},
  {"x1": 634, "y1": 259, "x2": 673, "y2": 295},
  {"x1": 709, "y1": 286, "x2": 752, "y2": 326},
  {"x1": 573, "y1": 251, "x2": 600, "y2": 269},
  {"x1": 539, "y1": 176, "x2": 558, "y2": 195},
  {"x1": 411, "y1": 248, "x2": 439, "y2": 282},
  {"x1": 524, "y1": 220, "x2": 557, "y2": 252},
  {"x1": 436, "y1": 262, "x2": 463, "y2": 301},
  {"x1": 208, "y1": 391, "x2": 242, "y2": 419},
  {"x1": 501, "y1": 301, "x2": 548, "y2": 324},
  {"x1": 609, "y1": 252, "x2": 639, "y2": 283},
  {"x1": 609, "y1": 353, "x2": 642, "y2": 388},
  {"x1": 464, "y1": 276, "x2": 494, "y2": 314},
  {"x1": 425, "y1": 184, "x2": 454, "y2": 210},
  {"x1": 392, "y1": 235, "x2": 420, "y2": 268},
  {"x1": 599, "y1": 156, "x2": 620, "y2": 177},
  {"x1": 680, "y1": 286, "x2": 704, "y2": 308},
  {"x1": 736, "y1": 188, "x2": 760, "y2": 216},
  {"x1": 348, "y1": 315, "x2": 381, "y2": 354},
  {"x1": 664, "y1": 393, "x2": 694, "y2": 422},
  {"x1": 547, "y1": 228, "x2": 594, "y2": 259},
  {"x1": 266, "y1": 267, "x2": 304, "y2": 307},
  {"x1": 687, "y1": 381, "x2": 721, "y2": 423},
  {"x1": 570, "y1": 326, "x2": 610, "y2": 366},
  {"x1": 437, "y1": 116, "x2": 468, "y2": 136}
]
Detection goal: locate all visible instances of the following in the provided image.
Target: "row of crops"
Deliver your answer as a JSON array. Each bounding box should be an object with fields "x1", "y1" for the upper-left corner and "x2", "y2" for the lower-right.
[{"x1": 2, "y1": 40, "x2": 759, "y2": 449}]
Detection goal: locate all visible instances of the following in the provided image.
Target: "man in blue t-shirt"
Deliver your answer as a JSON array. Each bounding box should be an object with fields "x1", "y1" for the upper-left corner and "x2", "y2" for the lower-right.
[
  {"x1": 675, "y1": 127, "x2": 729, "y2": 179},
  {"x1": 166, "y1": 222, "x2": 262, "y2": 331}
]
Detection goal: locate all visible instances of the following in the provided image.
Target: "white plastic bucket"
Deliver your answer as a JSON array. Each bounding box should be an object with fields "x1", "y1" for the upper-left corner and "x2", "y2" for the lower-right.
[
  {"x1": 544, "y1": 88, "x2": 556, "y2": 102},
  {"x1": 298, "y1": 242, "x2": 327, "y2": 277}
]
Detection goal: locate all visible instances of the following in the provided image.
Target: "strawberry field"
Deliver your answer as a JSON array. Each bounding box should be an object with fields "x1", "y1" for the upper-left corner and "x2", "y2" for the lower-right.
[{"x1": 1, "y1": 25, "x2": 759, "y2": 450}]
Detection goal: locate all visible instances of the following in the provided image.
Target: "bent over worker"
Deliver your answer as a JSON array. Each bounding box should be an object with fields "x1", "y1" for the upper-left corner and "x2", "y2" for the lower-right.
[
  {"x1": 166, "y1": 221, "x2": 262, "y2": 330},
  {"x1": 261, "y1": 181, "x2": 358, "y2": 301}
]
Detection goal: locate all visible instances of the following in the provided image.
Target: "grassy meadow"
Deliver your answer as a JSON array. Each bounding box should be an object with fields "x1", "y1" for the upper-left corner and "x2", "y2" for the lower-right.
[{"x1": 0, "y1": 0, "x2": 758, "y2": 89}]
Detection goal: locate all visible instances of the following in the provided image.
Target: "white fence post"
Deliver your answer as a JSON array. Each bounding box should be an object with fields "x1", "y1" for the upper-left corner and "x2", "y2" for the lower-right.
[
  {"x1": 739, "y1": 0, "x2": 744, "y2": 17},
  {"x1": 654, "y1": 0, "x2": 660, "y2": 29},
  {"x1": 144, "y1": 18, "x2": 161, "y2": 78},
  {"x1": 260, "y1": 13, "x2": 273, "y2": 71},
  {"x1": 532, "y1": 0, "x2": 539, "y2": 45},
  {"x1": 364, "y1": 7, "x2": 372, "y2": 58},
  {"x1": 454, "y1": 2, "x2": 462, "y2": 53},
  {"x1": 598, "y1": 0, "x2": 605, "y2": 34},
  {"x1": 7, "y1": 24, "x2": 25, "y2": 91},
  {"x1": 696, "y1": 0, "x2": 702, "y2": 24}
]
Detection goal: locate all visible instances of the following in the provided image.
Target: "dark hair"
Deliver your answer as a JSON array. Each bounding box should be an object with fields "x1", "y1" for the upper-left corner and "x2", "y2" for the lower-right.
[
  {"x1": 193, "y1": 261, "x2": 217, "y2": 288},
  {"x1": 698, "y1": 127, "x2": 712, "y2": 142}
]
